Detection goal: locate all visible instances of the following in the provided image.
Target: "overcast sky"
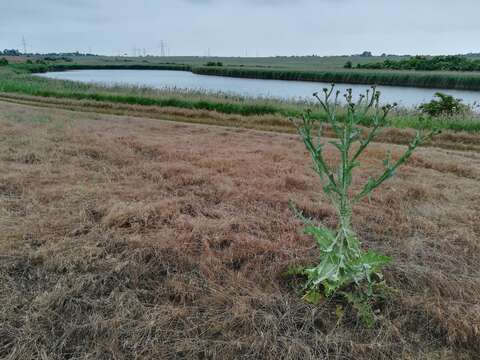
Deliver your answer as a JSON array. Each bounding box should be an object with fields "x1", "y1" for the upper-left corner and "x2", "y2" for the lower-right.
[{"x1": 1, "y1": 0, "x2": 479, "y2": 56}]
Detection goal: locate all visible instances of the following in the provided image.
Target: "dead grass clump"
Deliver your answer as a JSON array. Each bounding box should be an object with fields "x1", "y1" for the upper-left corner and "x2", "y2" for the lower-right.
[
  {"x1": 284, "y1": 175, "x2": 309, "y2": 191},
  {"x1": 294, "y1": 199, "x2": 337, "y2": 225},
  {"x1": 408, "y1": 154, "x2": 478, "y2": 179},
  {"x1": 102, "y1": 199, "x2": 179, "y2": 229},
  {"x1": 376, "y1": 127, "x2": 417, "y2": 145},
  {"x1": 161, "y1": 163, "x2": 194, "y2": 179},
  {"x1": 76, "y1": 143, "x2": 133, "y2": 168},
  {"x1": 19, "y1": 151, "x2": 42, "y2": 164},
  {"x1": 356, "y1": 206, "x2": 412, "y2": 242},
  {"x1": 0, "y1": 178, "x2": 22, "y2": 197},
  {"x1": 78, "y1": 145, "x2": 106, "y2": 160},
  {"x1": 437, "y1": 130, "x2": 480, "y2": 145},
  {"x1": 400, "y1": 296, "x2": 480, "y2": 353},
  {"x1": 115, "y1": 136, "x2": 167, "y2": 160},
  {"x1": 402, "y1": 182, "x2": 432, "y2": 201}
]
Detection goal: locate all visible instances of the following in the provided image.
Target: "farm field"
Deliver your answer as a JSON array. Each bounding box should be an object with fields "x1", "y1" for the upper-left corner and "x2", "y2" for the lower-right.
[
  {"x1": 11, "y1": 54, "x2": 404, "y2": 70},
  {"x1": 1, "y1": 100, "x2": 479, "y2": 359}
]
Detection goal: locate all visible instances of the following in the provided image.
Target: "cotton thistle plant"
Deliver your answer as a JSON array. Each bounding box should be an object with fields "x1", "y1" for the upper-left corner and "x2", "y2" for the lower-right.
[{"x1": 290, "y1": 85, "x2": 439, "y2": 317}]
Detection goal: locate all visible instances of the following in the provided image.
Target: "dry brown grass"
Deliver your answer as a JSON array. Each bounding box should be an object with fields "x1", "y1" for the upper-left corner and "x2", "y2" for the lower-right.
[{"x1": 1, "y1": 101, "x2": 479, "y2": 359}]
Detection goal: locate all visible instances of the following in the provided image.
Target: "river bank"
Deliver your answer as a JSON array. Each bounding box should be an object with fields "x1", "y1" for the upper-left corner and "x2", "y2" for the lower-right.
[
  {"x1": 12, "y1": 58, "x2": 480, "y2": 91},
  {"x1": 1, "y1": 63, "x2": 480, "y2": 133}
]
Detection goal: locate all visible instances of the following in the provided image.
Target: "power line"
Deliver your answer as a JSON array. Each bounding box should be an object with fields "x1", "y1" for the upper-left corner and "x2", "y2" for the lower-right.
[
  {"x1": 160, "y1": 40, "x2": 166, "y2": 57},
  {"x1": 132, "y1": 46, "x2": 140, "y2": 57},
  {"x1": 22, "y1": 36, "x2": 27, "y2": 54}
]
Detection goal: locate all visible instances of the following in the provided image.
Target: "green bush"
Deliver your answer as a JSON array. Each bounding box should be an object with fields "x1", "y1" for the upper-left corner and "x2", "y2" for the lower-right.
[
  {"x1": 0, "y1": 58, "x2": 8, "y2": 66},
  {"x1": 343, "y1": 61, "x2": 352, "y2": 69},
  {"x1": 289, "y1": 85, "x2": 439, "y2": 326},
  {"x1": 357, "y1": 55, "x2": 480, "y2": 72},
  {"x1": 205, "y1": 61, "x2": 223, "y2": 67},
  {"x1": 419, "y1": 92, "x2": 470, "y2": 117}
]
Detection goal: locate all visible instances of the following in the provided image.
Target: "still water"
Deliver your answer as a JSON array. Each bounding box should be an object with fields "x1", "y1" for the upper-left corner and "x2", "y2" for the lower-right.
[{"x1": 40, "y1": 69, "x2": 480, "y2": 108}]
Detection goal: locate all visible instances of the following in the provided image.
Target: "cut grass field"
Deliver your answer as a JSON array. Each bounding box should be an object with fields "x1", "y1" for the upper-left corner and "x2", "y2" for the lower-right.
[
  {"x1": 1, "y1": 101, "x2": 479, "y2": 359},
  {"x1": 1, "y1": 92, "x2": 480, "y2": 152}
]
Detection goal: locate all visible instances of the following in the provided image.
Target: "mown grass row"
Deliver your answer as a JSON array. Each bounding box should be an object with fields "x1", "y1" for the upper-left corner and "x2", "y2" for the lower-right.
[
  {"x1": 193, "y1": 66, "x2": 480, "y2": 91},
  {"x1": 0, "y1": 65, "x2": 479, "y2": 132}
]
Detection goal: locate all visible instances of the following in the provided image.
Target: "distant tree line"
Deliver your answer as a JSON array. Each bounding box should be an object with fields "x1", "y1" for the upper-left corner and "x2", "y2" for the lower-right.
[
  {"x1": 1, "y1": 49, "x2": 98, "y2": 57},
  {"x1": 355, "y1": 55, "x2": 480, "y2": 71},
  {"x1": 1, "y1": 49, "x2": 22, "y2": 56}
]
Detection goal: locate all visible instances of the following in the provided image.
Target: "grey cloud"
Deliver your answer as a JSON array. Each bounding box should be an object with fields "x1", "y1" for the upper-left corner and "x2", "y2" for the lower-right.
[
  {"x1": 183, "y1": 0, "x2": 300, "y2": 3},
  {"x1": 1, "y1": 0, "x2": 479, "y2": 56}
]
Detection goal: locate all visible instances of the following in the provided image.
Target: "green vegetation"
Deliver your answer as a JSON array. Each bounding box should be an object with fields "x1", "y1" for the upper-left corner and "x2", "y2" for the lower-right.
[
  {"x1": 357, "y1": 55, "x2": 480, "y2": 72},
  {"x1": 0, "y1": 58, "x2": 8, "y2": 66},
  {"x1": 0, "y1": 64, "x2": 479, "y2": 133},
  {"x1": 193, "y1": 66, "x2": 480, "y2": 91},
  {"x1": 289, "y1": 86, "x2": 438, "y2": 326},
  {"x1": 43, "y1": 56, "x2": 74, "y2": 62},
  {"x1": 0, "y1": 58, "x2": 479, "y2": 134},
  {"x1": 205, "y1": 61, "x2": 223, "y2": 67},
  {"x1": 419, "y1": 92, "x2": 469, "y2": 117}
]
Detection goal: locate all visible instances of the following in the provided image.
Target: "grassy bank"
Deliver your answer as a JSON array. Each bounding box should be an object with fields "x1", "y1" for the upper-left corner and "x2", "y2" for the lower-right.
[
  {"x1": 10, "y1": 62, "x2": 191, "y2": 74},
  {"x1": 1, "y1": 63, "x2": 480, "y2": 133}
]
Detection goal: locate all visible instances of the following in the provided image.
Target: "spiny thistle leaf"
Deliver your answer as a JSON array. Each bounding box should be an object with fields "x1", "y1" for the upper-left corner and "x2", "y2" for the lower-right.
[{"x1": 304, "y1": 226, "x2": 336, "y2": 252}]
